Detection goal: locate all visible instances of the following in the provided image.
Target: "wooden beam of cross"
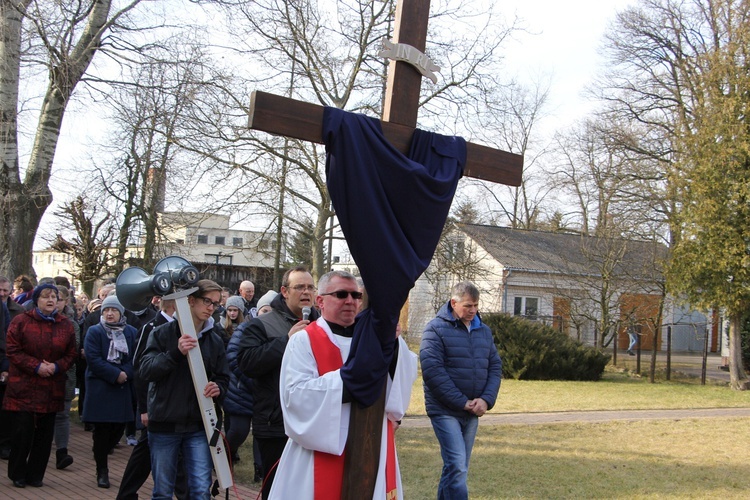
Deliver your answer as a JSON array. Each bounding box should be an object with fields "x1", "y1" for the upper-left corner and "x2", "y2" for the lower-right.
[{"x1": 247, "y1": 1, "x2": 523, "y2": 499}]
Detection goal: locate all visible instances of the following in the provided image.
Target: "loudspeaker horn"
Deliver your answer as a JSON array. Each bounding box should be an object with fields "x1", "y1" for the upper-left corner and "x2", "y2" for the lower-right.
[
  {"x1": 116, "y1": 266, "x2": 172, "y2": 312},
  {"x1": 154, "y1": 256, "x2": 200, "y2": 289}
]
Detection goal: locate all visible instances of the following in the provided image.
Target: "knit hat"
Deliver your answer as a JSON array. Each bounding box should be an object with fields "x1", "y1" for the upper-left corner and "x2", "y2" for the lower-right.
[
  {"x1": 225, "y1": 295, "x2": 245, "y2": 311},
  {"x1": 88, "y1": 298, "x2": 102, "y2": 313},
  {"x1": 256, "y1": 290, "x2": 278, "y2": 310},
  {"x1": 31, "y1": 283, "x2": 59, "y2": 305},
  {"x1": 101, "y1": 295, "x2": 125, "y2": 316}
]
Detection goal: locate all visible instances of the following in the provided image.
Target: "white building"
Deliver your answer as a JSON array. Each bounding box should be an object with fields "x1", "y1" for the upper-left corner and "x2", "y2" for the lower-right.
[
  {"x1": 407, "y1": 224, "x2": 714, "y2": 352},
  {"x1": 34, "y1": 212, "x2": 283, "y2": 292},
  {"x1": 155, "y1": 212, "x2": 279, "y2": 268}
]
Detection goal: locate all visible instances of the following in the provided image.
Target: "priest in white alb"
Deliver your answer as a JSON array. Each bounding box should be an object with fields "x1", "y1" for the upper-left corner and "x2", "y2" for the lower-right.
[{"x1": 268, "y1": 270, "x2": 417, "y2": 500}]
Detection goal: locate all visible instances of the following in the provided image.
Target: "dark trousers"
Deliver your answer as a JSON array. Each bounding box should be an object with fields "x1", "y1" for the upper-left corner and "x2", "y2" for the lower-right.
[
  {"x1": 7, "y1": 411, "x2": 56, "y2": 483},
  {"x1": 117, "y1": 431, "x2": 151, "y2": 500},
  {"x1": 92, "y1": 422, "x2": 126, "y2": 471},
  {"x1": 0, "y1": 385, "x2": 12, "y2": 453},
  {"x1": 116, "y1": 429, "x2": 188, "y2": 500},
  {"x1": 226, "y1": 414, "x2": 252, "y2": 460},
  {"x1": 256, "y1": 435, "x2": 288, "y2": 500}
]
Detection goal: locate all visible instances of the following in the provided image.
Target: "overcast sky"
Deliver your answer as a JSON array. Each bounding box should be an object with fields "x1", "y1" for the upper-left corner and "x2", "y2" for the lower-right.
[
  {"x1": 500, "y1": 0, "x2": 636, "y2": 133},
  {"x1": 41, "y1": 0, "x2": 639, "y2": 248}
]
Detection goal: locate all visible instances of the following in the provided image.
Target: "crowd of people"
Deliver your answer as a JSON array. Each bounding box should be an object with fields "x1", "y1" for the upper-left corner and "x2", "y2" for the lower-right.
[{"x1": 0, "y1": 269, "x2": 502, "y2": 500}]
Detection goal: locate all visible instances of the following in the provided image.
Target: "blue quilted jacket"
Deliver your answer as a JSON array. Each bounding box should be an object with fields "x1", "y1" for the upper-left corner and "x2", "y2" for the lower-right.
[
  {"x1": 223, "y1": 328, "x2": 254, "y2": 417},
  {"x1": 420, "y1": 301, "x2": 502, "y2": 418}
]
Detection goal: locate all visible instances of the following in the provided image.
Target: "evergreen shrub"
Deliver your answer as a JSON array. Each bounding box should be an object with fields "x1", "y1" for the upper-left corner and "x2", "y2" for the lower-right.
[{"x1": 484, "y1": 313, "x2": 611, "y2": 381}]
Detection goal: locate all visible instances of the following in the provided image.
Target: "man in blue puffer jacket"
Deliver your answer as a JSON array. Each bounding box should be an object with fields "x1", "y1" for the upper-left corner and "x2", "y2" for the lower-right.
[{"x1": 420, "y1": 281, "x2": 502, "y2": 500}]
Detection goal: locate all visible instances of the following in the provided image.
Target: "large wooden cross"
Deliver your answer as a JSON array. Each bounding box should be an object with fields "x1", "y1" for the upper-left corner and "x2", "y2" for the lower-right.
[{"x1": 247, "y1": 1, "x2": 522, "y2": 498}]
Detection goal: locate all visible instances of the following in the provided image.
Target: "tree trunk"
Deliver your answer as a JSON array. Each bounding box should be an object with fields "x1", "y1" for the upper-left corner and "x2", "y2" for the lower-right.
[
  {"x1": 0, "y1": 194, "x2": 48, "y2": 280},
  {"x1": 728, "y1": 313, "x2": 749, "y2": 390},
  {"x1": 0, "y1": 0, "x2": 33, "y2": 279},
  {"x1": 0, "y1": 0, "x2": 117, "y2": 279},
  {"x1": 81, "y1": 279, "x2": 95, "y2": 299},
  {"x1": 311, "y1": 199, "x2": 331, "y2": 282}
]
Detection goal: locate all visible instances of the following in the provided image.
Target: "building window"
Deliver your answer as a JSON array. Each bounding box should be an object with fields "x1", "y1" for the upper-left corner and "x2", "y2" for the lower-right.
[
  {"x1": 233, "y1": 237, "x2": 243, "y2": 247},
  {"x1": 197, "y1": 235, "x2": 208, "y2": 244},
  {"x1": 215, "y1": 236, "x2": 225, "y2": 245},
  {"x1": 514, "y1": 297, "x2": 539, "y2": 319},
  {"x1": 175, "y1": 239, "x2": 185, "y2": 245}
]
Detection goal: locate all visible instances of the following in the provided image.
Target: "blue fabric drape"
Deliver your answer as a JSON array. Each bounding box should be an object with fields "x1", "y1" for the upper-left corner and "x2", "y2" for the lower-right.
[{"x1": 323, "y1": 107, "x2": 465, "y2": 406}]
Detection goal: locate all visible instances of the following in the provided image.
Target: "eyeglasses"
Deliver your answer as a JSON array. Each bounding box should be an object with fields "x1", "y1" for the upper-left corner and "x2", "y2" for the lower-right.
[
  {"x1": 319, "y1": 290, "x2": 363, "y2": 300},
  {"x1": 288, "y1": 284, "x2": 317, "y2": 292},
  {"x1": 197, "y1": 296, "x2": 221, "y2": 309}
]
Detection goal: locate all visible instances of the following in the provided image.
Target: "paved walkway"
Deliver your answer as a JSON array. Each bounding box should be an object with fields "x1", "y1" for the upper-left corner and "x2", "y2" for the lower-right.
[
  {"x1": 401, "y1": 407, "x2": 750, "y2": 428},
  {"x1": 0, "y1": 423, "x2": 261, "y2": 500}
]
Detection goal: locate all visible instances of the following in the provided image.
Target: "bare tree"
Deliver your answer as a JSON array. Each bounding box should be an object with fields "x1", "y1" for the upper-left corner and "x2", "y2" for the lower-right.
[
  {"x1": 423, "y1": 202, "x2": 493, "y2": 312},
  {"x1": 475, "y1": 79, "x2": 554, "y2": 229},
  {"x1": 177, "y1": 0, "x2": 522, "y2": 280},
  {"x1": 550, "y1": 117, "x2": 639, "y2": 236},
  {"x1": 595, "y1": 0, "x2": 750, "y2": 388},
  {"x1": 550, "y1": 231, "x2": 666, "y2": 351},
  {"x1": 49, "y1": 195, "x2": 115, "y2": 297},
  {"x1": 88, "y1": 35, "x2": 225, "y2": 272},
  {"x1": 0, "y1": 0, "x2": 145, "y2": 280}
]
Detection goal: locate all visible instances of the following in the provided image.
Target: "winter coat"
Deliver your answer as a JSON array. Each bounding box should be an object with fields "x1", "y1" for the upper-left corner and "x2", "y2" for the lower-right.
[
  {"x1": 139, "y1": 319, "x2": 230, "y2": 433},
  {"x1": 223, "y1": 328, "x2": 254, "y2": 417},
  {"x1": 2, "y1": 309, "x2": 77, "y2": 413},
  {"x1": 6, "y1": 298, "x2": 25, "y2": 320},
  {"x1": 419, "y1": 300, "x2": 502, "y2": 418},
  {"x1": 82, "y1": 323, "x2": 137, "y2": 423},
  {"x1": 133, "y1": 312, "x2": 172, "y2": 415},
  {"x1": 235, "y1": 293, "x2": 319, "y2": 438}
]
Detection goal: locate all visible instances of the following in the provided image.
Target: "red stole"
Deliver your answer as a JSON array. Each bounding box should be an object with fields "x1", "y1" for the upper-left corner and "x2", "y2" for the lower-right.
[{"x1": 307, "y1": 322, "x2": 398, "y2": 500}]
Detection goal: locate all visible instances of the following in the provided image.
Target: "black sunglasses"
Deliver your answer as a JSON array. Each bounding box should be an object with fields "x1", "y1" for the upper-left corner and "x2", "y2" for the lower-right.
[{"x1": 319, "y1": 290, "x2": 363, "y2": 300}]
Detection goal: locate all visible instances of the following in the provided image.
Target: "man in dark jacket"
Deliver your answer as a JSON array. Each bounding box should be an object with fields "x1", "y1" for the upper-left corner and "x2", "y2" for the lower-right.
[
  {"x1": 139, "y1": 280, "x2": 230, "y2": 500},
  {"x1": 0, "y1": 276, "x2": 25, "y2": 321},
  {"x1": 420, "y1": 281, "x2": 502, "y2": 500},
  {"x1": 235, "y1": 266, "x2": 318, "y2": 500},
  {"x1": 117, "y1": 298, "x2": 189, "y2": 500}
]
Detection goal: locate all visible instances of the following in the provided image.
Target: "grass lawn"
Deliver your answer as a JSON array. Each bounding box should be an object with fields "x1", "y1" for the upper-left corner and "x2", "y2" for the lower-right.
[
  {"x1": 233, "y1": 365, "x2": 750, "y2": 498},
  {"x1": 397, "y1": 367, "x2": 750, "y2": 499},
  {"x1": 398, "y1": 418, "x2": 750, "y2": 499},
  {"x1": 408, "y1": 369, "x2": 750, "y2": 416}
]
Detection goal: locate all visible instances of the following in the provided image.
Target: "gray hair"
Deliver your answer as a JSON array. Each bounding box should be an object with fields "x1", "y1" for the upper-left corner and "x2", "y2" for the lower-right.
[
  {"x1": 451, "y1": 281, "x2": 479, "y2": 302},
  {"x1": 317, "y1": 270, "x2": 357, "y2": 294}
]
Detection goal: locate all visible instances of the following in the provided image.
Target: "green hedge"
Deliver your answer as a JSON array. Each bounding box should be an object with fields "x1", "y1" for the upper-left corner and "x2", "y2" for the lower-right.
[{"x1": 483, "y1": 313, "x2": 611, "y2": 381}]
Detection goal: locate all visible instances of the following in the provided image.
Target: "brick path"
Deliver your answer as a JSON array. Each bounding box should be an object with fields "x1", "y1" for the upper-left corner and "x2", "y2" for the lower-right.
[{"x1": 0, "y1": 422, "x2": 261, "y2": 500}]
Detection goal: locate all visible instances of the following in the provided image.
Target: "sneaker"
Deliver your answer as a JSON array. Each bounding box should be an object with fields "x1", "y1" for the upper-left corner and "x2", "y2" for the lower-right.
[{"x1": 126, "y1": 435, "x2": 138, "y2": 446}]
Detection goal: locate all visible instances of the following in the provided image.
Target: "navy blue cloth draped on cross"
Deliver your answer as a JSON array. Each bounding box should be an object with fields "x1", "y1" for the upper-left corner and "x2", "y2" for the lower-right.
[{"x1": 323, "y1": 107, "x2": 466, "y2": 406}]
